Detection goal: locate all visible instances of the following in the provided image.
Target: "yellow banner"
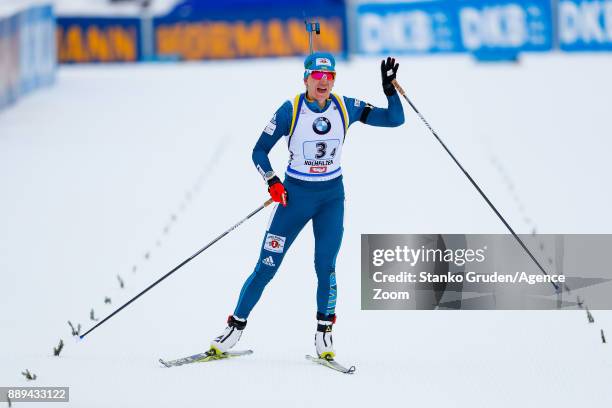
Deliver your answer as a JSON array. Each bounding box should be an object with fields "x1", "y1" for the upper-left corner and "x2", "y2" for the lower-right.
[{"x1": 57, "y1": 24, "x2": 138, "y2": 63}]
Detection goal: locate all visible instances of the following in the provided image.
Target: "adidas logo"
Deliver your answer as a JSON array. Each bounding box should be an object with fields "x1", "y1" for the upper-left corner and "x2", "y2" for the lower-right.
[{"x1": 262, "y1": 256, "x2": 275, "y2": 267}]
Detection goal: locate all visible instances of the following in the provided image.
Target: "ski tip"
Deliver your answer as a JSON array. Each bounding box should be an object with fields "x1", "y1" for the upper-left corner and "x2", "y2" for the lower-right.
[
  {"x1": 158, "y1": 359, "x2": 170, "y2": 368},
  {"x1": 223, "y1": 349, "x2": 254, "y2": 357},
  {"x1": 306, "y1": 354, "x2": 356, "y2": 374}
]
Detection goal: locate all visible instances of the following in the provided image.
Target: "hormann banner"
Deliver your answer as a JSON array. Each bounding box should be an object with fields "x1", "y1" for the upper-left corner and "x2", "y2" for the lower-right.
[
  {"x1": 153, "y1": 0, "x2": 347, "y2": 61},
  {"x1": 56, "y1": 17, "x2": 141, "y2": 63},
  {"x1": 361, "y1": 234, "x2": 612, "y2": 310},
  {"x1": 356, "y1": 0, "x2": 553, "y2": 57}
]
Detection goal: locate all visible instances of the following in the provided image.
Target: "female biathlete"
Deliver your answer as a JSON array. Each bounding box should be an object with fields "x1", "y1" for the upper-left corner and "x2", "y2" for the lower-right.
[{"x1": 210, "y1": 53, "x2": 405, "y2": 360}]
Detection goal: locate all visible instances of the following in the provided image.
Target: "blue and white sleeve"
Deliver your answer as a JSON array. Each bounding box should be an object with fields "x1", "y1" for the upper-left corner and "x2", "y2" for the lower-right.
[
  {"x1": 343, "y1": 94, "x2": 405, "y2": 128},
  {"x1": 252, "y1": 100, "x2": 292, "y2": 181}
]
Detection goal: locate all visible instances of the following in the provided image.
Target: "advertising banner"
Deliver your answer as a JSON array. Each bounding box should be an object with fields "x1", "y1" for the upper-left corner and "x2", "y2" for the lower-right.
[
  {"x1": 56, "y1": 17, "x2": 141, "y2": 63},
  {"x1": 356, "y1": 0, "x2": 553, "y2": 57},
  {"x1": 558, "y1": 0, "x2": 612, "y2": 51},
  {"x1": 357, "y1": 1, "x2": 464, "y2": 54},
  {"x1": 1, "y1": 3, "x2": 55, "y2": 112},
  {"x1": 457, "y1": 0, "x2": 553, "y2": 54},
  {"x1": 154, "y1": 0, "x2": 347, "y2": 61},
  {"x1": 19, "y1": 5, "x2": 56, "y2": 95}
]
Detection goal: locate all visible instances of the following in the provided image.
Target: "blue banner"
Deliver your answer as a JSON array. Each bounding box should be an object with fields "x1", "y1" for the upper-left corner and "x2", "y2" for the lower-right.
[
  {"x1": 558, "y1": 0, "x2": 612, "y2": 51},
  {"x1": 457, "y1": 0, "x2": 553, "y2": 53},
  {"x1": 357, "y1": 2, "x2": 464, "y2": 54},
  {"x1": 1, "y1": 4, "x2": 55, "y2": 112},
  {"x1": 165, "y1": 0, "x2": 346, "y2": 19},
  {"x1": 20, "y1": 5, "x2": 56, "y2": 95},
  {"x1": 356, "y1": 0, "x2": 553, "y2": 58},
  {"x1": 56, "y1": 17, "x2": 142, "y2": 63}
]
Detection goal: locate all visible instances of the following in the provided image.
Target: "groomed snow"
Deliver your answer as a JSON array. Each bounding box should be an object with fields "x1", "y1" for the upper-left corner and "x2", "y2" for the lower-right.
[{"x1": 1, "y1": 54, "x2": 611, "y2": 407}]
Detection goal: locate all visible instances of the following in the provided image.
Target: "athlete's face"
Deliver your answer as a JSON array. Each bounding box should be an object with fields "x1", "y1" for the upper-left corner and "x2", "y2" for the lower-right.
[{"x1": 304, "y1": 72, "x2": 335, "y2": 105}]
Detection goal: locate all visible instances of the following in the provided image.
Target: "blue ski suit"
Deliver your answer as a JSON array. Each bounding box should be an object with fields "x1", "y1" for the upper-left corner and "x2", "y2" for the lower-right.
[{"x1": 233, "y1": 92, "x2": 404, "y2": 319}]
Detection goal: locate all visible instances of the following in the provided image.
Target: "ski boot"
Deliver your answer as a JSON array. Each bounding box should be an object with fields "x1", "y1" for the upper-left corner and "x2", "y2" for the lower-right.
[
  {"x1": 314, "y1": 312, "x2": 336, "y2": 360},
  {"x1": 209, "y1": 315, "x2": 247, "y2": 356}
]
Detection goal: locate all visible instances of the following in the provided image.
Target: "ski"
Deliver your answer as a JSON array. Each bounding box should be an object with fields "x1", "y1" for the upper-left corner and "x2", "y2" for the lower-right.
[
  {"x1": 305, "y1": 354, "x2": 356, "y2": 374},
  {"x1": 159, "y1": 349, "x2": 253, "y2": 367}
]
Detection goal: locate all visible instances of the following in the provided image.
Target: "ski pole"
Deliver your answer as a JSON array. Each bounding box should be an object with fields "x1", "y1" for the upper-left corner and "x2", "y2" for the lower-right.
[
  {"x1": 80, "y1": 198, "x2": 275, "y2": 339},
  {"x1": 391, "y1": 79, "x2": 560, "y2": 292}
]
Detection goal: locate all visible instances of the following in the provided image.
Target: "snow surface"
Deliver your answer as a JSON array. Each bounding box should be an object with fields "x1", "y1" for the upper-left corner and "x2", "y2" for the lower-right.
[{"x1": 1, "y1": 54, "x2": 611, "y2": 407}]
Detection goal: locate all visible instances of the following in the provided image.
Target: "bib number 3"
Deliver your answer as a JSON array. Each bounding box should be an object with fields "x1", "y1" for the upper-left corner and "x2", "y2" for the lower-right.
[
  {"x1": 315, "y1": 142, "x2": 326, "y2": 159},
  {"x1": 305, "y1": 139, "x2": 340, "y2": 160}
]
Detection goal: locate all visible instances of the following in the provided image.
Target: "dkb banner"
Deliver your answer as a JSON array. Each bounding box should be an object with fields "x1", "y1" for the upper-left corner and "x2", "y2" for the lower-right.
[
  {"x1": 356, "y1": 0, "x2": 553, "y2": 56},
  {"x1": 361, "y1": 234, "x2": 612, "y2": 310},
  {"x1": 357, "y1": 1, "x2": 463, "y2": 54},
  {"x1": 457, "y1": 0, "x2": 553, "y2": 54},
  {"x1": 558, "y1": 0, "x2": 612, "y2": 51}
]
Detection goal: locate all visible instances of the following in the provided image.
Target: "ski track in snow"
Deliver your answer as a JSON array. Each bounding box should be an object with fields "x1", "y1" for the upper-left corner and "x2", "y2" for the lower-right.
[{"x1": 1, "y1": 55, "x2": 611, "y2": 407}]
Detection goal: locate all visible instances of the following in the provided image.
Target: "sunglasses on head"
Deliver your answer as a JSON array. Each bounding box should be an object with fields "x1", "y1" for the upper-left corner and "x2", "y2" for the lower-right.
[{"x1": 307, "y1": 70, "x2": 336, "y2": 80}]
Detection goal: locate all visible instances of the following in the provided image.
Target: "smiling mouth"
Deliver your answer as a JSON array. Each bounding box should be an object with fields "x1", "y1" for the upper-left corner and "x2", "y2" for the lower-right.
[{"x1": 317, "y1": 87, "x2": 328, "y2": 93}]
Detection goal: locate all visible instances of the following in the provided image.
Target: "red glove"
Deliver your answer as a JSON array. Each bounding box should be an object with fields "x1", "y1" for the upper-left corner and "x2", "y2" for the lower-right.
[{"x1": 267, "y1": 176, "x2": 287, "y2": 207}]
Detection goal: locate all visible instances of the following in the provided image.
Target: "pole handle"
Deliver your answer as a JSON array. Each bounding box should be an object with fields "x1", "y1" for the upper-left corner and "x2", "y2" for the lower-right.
[{"x1": 391, "y1": 79, "x2": 406, "y2": 97}]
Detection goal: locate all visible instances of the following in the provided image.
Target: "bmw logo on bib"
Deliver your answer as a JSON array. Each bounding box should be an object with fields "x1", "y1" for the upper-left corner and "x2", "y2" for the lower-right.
[{"x1": 312, "y1": 117, "x2": 331, "y2": 135}]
